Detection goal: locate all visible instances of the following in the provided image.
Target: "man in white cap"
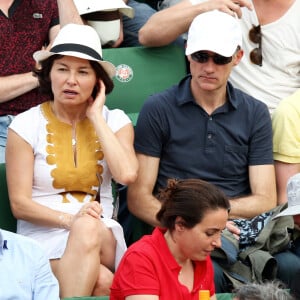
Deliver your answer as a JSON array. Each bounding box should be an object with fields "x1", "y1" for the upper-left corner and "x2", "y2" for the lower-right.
[
  {"x1": 138, "y1": 0, "x2": 300, "y2": 115},
  {"x1": 127, "y1": 10, "x2": 298, "y2": 292}
]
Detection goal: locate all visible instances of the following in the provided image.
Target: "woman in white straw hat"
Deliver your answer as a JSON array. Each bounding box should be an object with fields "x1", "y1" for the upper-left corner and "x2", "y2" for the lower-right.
[{"x1": 5, "y1": 23, "x2": 138, "y2": 298}]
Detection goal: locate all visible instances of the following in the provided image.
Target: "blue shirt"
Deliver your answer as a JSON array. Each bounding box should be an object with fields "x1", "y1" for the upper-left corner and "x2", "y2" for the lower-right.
[
  {"x1": 0, "y1": 229, "x2": 59, "y2": 300},
  {"x1": 134, "y1": 75, "x2": 273, "y2": 197}
]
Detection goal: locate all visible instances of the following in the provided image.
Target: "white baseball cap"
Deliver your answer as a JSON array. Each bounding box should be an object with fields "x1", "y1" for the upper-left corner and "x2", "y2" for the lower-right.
[
  {"x1": 74, "y1": 0, "x2": 134, "y2": 18},
  {"x1": 185, "y1": 10, "x2": 242, "y2": 57},
  {"x1": 273, "y1": 173, "x2": 300, "y2": 219},
  {"x1": 33, "y1": 24, "x2": 116, "y2": 78}
]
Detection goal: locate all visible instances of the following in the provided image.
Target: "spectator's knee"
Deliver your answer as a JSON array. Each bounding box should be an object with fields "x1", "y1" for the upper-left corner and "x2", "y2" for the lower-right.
[{"x1": 70, "y1": 215, "x2": 102, "y2": 251}]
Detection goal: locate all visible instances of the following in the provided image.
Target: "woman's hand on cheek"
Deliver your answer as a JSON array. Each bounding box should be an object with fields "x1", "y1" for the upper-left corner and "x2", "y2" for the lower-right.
[{"x1": 86, "y1": 79, "x2": 106, "y2": 121}]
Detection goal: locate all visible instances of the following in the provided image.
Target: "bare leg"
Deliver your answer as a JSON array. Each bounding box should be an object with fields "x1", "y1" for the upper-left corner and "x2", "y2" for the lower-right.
[
  {"x1": 92, "y1": 264, "x2": 114, "y2": 296},
  {"x1": 98, "y1": 223, "x2": 117, "y2": 271},
  {"x1": 92, "y1": 221, "x2": 117, "y2": 295},
  {"x1": 51, "y1": 215, "x2": 102, "y2": 298}
]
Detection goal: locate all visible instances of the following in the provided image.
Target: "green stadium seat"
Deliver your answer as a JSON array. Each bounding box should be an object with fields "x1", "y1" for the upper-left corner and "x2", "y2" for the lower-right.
[
  {"x1": 63, "y1": 297, "x2": 108, "y2": 300},
  {"x1": 0, "y1": 163, "x2": 17, "y2": 232},
  {"x1": 103, "y1": 45, "x2": 187, "y2": 125},
  {"x1": 62, "y1": 293, "x2": 233, "y2": 299}
]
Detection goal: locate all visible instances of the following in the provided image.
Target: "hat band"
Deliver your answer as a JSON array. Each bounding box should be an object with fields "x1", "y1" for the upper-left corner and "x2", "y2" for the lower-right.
[
  {"x1": 82, "y1": 10, "x2": 120, "y2": 21},
  {"x1": 51, "y1": 44, "x2": 102, "y2": 61}
]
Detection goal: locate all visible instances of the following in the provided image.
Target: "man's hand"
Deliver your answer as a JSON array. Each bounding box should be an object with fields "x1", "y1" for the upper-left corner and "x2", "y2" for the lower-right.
[{"x1": 226, "y1": 220, "x2": 241, "y2": 240}]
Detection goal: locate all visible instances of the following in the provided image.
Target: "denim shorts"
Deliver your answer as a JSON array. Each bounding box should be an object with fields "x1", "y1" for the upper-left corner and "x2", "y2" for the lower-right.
[
  {"x1": 122, "y1": 0, "x2": 156, "y2": 47},
  {"x1": 0, "y1": 115, "x2": 14, "y2": 163}
]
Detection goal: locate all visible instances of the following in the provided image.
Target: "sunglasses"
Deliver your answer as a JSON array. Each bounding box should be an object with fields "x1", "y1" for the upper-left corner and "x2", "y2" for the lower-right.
[
  {"x1": 249, "y1": 25, "x2": 262, "y2": 66},
  {"x1": 191, "y1": 51, "x2": 233, "y2": 65}
]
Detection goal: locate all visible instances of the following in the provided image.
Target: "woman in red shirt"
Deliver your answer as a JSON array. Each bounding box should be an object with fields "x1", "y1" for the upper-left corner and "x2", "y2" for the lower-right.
[{"x1": 110, "y1": 178, "x2": 230, "y2": 300}]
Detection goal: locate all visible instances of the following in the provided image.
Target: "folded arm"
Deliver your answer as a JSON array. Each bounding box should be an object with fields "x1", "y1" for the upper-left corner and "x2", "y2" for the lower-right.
[
  {"x1": 57, "y1": 0, "x2": 83, "y2": 27},
  {"x1": 0, "y1": 22, "x2": 59, "y2": 103},
  {"x1": 0, "y1": 73, "x2": 39, "y2": 103},
  {"x1": 138, "y1": 0, "x2": 252, "y2": 47},
  {"x1": 228, "y1": 164, "x2": 277, "y2": 220}
]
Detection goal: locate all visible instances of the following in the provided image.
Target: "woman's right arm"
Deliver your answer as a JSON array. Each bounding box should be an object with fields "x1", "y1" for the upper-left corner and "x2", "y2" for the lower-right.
[{"x1": 5, "y1": 129, "x2": 74, "y2": 229}]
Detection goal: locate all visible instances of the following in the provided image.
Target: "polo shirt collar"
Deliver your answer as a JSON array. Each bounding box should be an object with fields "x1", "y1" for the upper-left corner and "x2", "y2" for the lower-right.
[
  {"x1": 175, "y1": 74, "x2": 239, "y2": 110},
  {"x1": 176, "y1": 75, "x2": 195, "y2": 106},
  {"x1": 226, "y1": 81, "x2": 239, "y2": 109},
  {"x1": 152, "y1": 227, "x2": 182, "y2": 274}
]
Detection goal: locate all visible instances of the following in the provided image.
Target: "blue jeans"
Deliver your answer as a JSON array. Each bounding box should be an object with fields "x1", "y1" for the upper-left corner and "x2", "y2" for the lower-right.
[
  {"x1": 212, "y1": 260, "x2": 232, "y2": 293},
  {"x1": 274, "y1": 250, "x2": 300, "y2": 287},
  {"x1": 157, "y1": 0, "x2": 181, "y2": 10},
  {"x1": 121, "y1": 0, "x2": 156, "y2": 47},
  {"x1": 0, "y1": 115, "x2": 14, "y2": 163}
]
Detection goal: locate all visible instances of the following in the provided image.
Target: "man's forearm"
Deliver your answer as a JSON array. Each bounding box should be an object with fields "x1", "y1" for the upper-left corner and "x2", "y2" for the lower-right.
[
  {"x1": 127, "y1": 190, "x2": 162, "y2": 227},
  {"x1": 138, "y1": 0, "x2": 253, "y2": 47},
  {"x1": 139, "y1": 0, "x2": 201, "y2": 47},
  {"x1": 57, "y1": 0, "x2": 83, "y2": 27},
  {"x1": 0, "y1": 73, "x2": 38, "y2": 103},
  {"x1": 229, "y1": 194, "x2": 276, "y2": 219}
]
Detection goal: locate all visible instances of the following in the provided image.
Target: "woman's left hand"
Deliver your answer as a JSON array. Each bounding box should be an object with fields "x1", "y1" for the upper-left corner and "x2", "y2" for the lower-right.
[
  {"x1": 86, "y1": 79, "x2": 106, "y2": 122},
  {"x1": 76, "y1": 201, "x2": 103, "y2": 220}
]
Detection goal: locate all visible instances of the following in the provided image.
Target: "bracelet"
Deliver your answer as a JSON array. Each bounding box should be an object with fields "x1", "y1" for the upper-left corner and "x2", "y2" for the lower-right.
[{"x1": 58, "y1": 213, "x2": 72, "y2": 230}]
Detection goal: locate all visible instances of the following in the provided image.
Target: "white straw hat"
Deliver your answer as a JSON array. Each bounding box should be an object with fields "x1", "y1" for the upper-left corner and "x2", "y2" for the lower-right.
[
  {"x1": 273, "y1": 173, "x2": 300, "y2": 220},
  {"x1": 186, "y1": 10, "x2": 242, "y2": 57},
  {"x1": 33, "y1": 24, "x2": 116, "y2": 78},
  {"x1": 74, "y1": 0, "x2": 134, "y2": 18}
]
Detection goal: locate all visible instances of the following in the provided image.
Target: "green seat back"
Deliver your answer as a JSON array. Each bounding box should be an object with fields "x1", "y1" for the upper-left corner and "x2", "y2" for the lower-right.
[
  {"x1": 63, "y1": 297, "x2": 108, "y2": 300},
  {"x1": 0, "y1": 163, "x2": 17, "y2": 232},
  {"x1": 103, "y1": 45, "x2": 187, "y2": 125},
  {"x1": 63, "y1": 294, "x2": 232, "y2": 299},
  {"x1": 217, "y1": 293, "x2": 233, "y2": 300}
]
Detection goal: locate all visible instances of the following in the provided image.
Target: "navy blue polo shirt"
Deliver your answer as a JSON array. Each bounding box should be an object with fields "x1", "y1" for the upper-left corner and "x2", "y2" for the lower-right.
[{"x1": 134, "y1": 75, "x2": 273, "y2": 198}]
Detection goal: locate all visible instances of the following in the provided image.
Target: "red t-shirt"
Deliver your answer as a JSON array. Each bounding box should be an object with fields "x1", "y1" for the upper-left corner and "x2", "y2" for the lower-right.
[
  {"x1": 110, "y1": 227, "x2": 215, "y2": 300},
  {"x1": 0, "y1": 0, "x2": 59, "y2": 115}
]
